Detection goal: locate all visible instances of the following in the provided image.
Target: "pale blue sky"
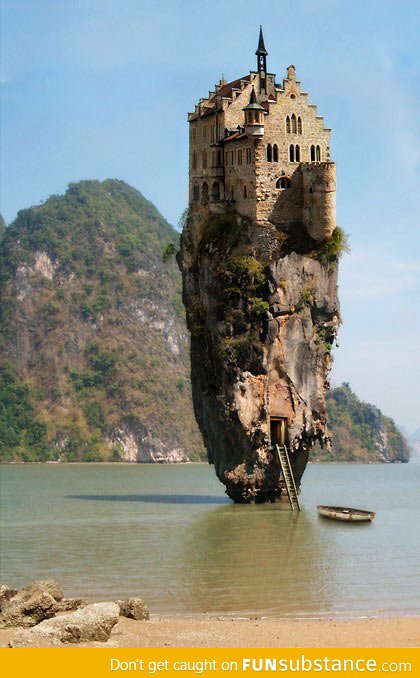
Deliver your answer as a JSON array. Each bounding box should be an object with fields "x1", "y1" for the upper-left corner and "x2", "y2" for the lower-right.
[{"x1": 1, "y1": 0, "x2": 419, "y2": 432}]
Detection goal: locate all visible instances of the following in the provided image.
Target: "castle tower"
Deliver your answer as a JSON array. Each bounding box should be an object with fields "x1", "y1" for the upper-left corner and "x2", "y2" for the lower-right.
[{"x1": 187, "y1": 28, "x2": 336, "y2": 240}]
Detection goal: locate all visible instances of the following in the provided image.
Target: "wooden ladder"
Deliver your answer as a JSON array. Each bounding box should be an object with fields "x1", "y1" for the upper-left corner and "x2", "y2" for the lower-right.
[{"x1": 275, "y1": 444, "x2": 301, "y2": 511}]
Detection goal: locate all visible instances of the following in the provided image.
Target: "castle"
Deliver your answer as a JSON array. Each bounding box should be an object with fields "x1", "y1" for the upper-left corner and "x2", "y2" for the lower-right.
[{"x1": 188, "y1": 27, "x2": 336, "y2": 242}]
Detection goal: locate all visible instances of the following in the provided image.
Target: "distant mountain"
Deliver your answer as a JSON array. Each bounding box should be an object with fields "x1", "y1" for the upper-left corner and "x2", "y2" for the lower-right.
[
  {"x1": 0, "y1": 180, "x2": 204, "y2": 462},
  {"x1": 311, "y1": 383, "x2": 410, "y2": 463},
  {"x1": 408, "y1": 428, "x2": 420, "y2": 460}
]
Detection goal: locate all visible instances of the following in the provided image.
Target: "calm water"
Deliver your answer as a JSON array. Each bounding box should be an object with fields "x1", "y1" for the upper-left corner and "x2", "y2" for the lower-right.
[{"x1": 1, "y1": 462, "x2": 419, "y2": 619}]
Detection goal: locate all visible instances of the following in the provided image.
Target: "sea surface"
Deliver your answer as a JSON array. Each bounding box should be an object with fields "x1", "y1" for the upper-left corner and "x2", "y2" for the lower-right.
[{"x1": 1, "y1": 462, "x2": 419, "y2": 619}]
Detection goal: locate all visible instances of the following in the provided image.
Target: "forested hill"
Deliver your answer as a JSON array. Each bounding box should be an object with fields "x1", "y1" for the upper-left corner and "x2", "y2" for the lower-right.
[
  {"x1": 0, "y1": 180, "x2": 204, "y2": 462},
  {"x1": 311, "y1": 383, "x2": 411, "y2": 463},
  {"x1": 0, "y1": 180, "x2": 410, "y2": 463}
]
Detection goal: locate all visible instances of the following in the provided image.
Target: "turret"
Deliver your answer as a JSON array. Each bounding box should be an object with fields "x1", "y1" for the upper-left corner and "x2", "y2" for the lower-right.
[
  {"x1": 243, "y1": 86, "x2": 265, "y2": 137},
  {"x1": 302, "y1": 163, "x2": 336, "y2": 242}
]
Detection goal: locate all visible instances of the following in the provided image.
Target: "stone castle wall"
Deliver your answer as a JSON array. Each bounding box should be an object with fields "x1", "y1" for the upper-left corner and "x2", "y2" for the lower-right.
[{"x1": 188, "y1": 68, "x2": 336, "y2": 242}]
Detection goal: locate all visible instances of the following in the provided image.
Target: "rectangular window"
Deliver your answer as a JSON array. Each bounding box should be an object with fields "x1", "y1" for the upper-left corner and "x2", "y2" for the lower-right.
[
  {"x1": 246, "y1": 148, "x2": 252, "y2": 164},
  {"x1": 238, "y1": 149, "x2": 243, "y2": 165}
]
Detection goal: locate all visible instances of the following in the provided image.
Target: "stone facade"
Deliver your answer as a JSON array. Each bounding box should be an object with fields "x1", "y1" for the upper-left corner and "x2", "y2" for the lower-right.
[{"x1": 188, "y1": 43, "x2": 336, "y2": 242}]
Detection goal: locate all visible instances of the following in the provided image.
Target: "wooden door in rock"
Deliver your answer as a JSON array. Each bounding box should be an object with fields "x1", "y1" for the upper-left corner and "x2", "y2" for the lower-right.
[{"x1": 270, "y1": 417, "x2": 288, "y2": 447}]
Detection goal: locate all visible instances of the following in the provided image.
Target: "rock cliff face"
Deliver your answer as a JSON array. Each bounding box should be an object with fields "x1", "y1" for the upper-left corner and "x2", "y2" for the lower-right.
[{"x1": 181, "y1": 208, "x2": 343, "y2": 502}]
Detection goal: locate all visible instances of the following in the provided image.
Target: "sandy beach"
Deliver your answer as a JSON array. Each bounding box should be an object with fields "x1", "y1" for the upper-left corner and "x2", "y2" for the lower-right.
[{"x1": 1, "y1": 615, "x2": 419, "y2": 648}]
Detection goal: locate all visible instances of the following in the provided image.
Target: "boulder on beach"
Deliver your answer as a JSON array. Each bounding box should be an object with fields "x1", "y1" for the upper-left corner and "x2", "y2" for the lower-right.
[
  {"x1": 9, "y1": 601, "x2": 120, "y2": 647},
  {"x1": 0, "y1": 580, "x2": 63, "y2": 628},
  {"x1": 0, "y1": 586, "x2": 19, "y2": 610},
  {"x1": 55, "y1": 597, "x2": 90, "y2": 613},
  {"x1": 118, "y1": 598, "x2": 150, "y2": 620}
]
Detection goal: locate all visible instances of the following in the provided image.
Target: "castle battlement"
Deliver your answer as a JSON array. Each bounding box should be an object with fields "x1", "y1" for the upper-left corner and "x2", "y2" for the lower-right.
[{"x1": 188, "y1": 28, "x2": 336, "y2": 242}]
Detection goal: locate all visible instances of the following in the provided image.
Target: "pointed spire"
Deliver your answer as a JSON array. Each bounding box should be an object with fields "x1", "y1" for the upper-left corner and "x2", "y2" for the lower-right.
[
  {"x1": 243, "y1": 86, "x2": 264, "y2": 111},
  {"x1": 255, "y1": 25, "x2": 268, "y2": 56}
]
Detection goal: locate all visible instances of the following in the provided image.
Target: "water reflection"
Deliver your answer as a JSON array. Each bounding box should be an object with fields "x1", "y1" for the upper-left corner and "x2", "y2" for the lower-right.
[
  {"x1": 67, "y1": 494, "x2": 228, "y2": 505},
  {"x1": 180, "y1": 504, "x2": 337, "y2": 617}
]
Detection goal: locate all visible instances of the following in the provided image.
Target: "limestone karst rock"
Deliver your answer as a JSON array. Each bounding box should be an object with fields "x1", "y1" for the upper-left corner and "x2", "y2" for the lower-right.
[{"x1": 180, "y1": 210, "x2": 341, "y2": 503}]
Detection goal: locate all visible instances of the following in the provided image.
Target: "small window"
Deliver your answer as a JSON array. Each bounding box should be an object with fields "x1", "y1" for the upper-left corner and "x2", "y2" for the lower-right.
[
  {"x1": 217, "y1": 150, "x2": 222, "y2": 166},
  {"x1": 289, "y1": 144, "x2": 295, "y2": 162},
  {"x1": 267, "y1": 144, "x2": 272, "y2": 162},
  {"x1": 212, "y1": 181, "x2": 220, "y2": 201},
  {"x1": 295, "y1": 145, "x2": 300, "y2": 162},
  {"x1": 276, "y1": 177, "x2": 291, "y2": 189},
  {"x1": 238, "y1": 149, "x2": 243, "y2": 165},
  {"x1": 243, "y1": 184, "x2": 247, "y2": 199},
  {"x1": 201, "y1": 182, "x2": 209, "y2": 203},
  {"x1": 316, "y1": 145, "x2": 321, "y2": 161},
  {"x1": 202, "y1": 150, "x2": 207, "y2": 169},
  {"x1": 246, "y1": 148, "x2": 252, "y2": 164},
  {"x1": 298, "y1": 117, "x2": 302, "y2": 134},
  {"x1": 286, "y1": 116, "x2": 291, "y2": 133},
  {"x1": 193, "y1": 184, "x2": 200, "y2": 201},
  {"x1": 273, "y1": 144, "x2": 279, "y2": 162},
  {"x1": 291, "y1": 114, "x2": 297, "y2": 134},
  {"x1": 192, "y1": 150, "x2": 197, "y2": 169},
  {"x1": 310, "y1": 145, "x2": 315, "y2": 162}
]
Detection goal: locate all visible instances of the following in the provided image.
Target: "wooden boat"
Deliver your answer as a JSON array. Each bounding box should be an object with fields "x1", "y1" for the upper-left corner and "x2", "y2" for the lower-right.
[{"x1": 317, "y1": 505, "x2": 375, "y2": 522}]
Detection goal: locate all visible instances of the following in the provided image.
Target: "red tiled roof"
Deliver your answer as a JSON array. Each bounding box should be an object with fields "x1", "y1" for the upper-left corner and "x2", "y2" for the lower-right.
[
  {"x1": 222, "y1": 132, "x2": 247, "y2": 143},
  {"x1": 211, "y1": 75, "x2": 250, "y2": 102}
]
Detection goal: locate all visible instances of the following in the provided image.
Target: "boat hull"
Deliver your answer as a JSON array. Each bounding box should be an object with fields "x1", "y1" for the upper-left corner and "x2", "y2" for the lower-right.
[{"x1": 317, "y1": 505, "x2": 375, "y2": 522}]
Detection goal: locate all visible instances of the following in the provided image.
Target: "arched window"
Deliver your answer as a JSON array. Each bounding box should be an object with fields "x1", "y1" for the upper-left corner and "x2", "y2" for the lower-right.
[
  {"x1": 286, "y1": 116, "x2": 291, "y2": 133},
  {"x1": 276, "y1": 177, "x2": 291, "y2": 189},
  {"x1": 289, "y1": 145, "x2": 295, "y2": 162},
  {"x1": 192, "y1": 150, "x2": 197, "y2": 169},
  {"x1": 212, "y1": 181, "x2": 220, "y2": 201},
  {"x1": 291, "y1": 114, "x2": 297, "y2": 133},
  {"x1": 295, "y1": 145, "x2": 300, "y2": 162},
  {"x1": 193, "y1": 184, "x2": 200, "y2": 201},
  {"x1": 243, "y1": 184, "x2": 247, "y2": 199},
  {"x1": 201, "y1": 182, "x2": 209, "y2": 203},
  {"x1": 298, "y1": 117, "x2": 302, "y2": 134},
  {"x1": 267, "y1": 144, "x2": 272, "y2": 162},
  {"x1": 217, "y1": 150, "x2": 222, "y2": 166},
  {"x1": 316, "y1": 145, "x2": 321, "y2": 161},
  {"x1": 273, "y1": 144, "x2": 279, "y2": 162},
  {"x1": 310, "y1": 145, "x2": 315, "y2": 162},
  {"x1": 202, "y1": 150, "x2": 207, "y2": 169}
]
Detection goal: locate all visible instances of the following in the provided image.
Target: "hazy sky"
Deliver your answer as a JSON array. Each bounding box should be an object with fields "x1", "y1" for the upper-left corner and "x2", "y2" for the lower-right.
[{"x1": 1, "y1": 0, "x2": 419, "y2": 432}]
